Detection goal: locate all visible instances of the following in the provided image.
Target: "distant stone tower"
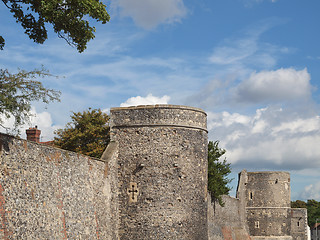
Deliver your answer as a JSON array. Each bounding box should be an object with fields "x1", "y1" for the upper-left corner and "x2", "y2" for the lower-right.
[
  {"x1": 237, "y1": 170, "x2": 292, "y2": 240},
  {"x1": 110, "y1": 105, "x2": 208, "y2": 240}
]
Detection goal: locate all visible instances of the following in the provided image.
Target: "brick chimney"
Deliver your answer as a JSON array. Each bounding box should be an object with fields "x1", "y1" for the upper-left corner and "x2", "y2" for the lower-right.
[{"x1": 26, "y1": 126, "x2": 41, "y2": 143}]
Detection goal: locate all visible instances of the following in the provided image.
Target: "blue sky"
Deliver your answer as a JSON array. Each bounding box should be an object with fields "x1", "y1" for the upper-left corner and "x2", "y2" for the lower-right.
[{"x1": 1, "y1": 0, "x2": 320, "y2": 201}]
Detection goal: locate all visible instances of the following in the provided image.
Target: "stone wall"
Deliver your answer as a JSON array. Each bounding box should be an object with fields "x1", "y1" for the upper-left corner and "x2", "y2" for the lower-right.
[
  {"x1": 110, "y1": 105, "x2": 208, "y2": 240},
  {"x1": 0, "y1": 104, "x2": 310, "y2": 240},
  {"x1": 237, "y1": 170, "x2": 297, "y2": 240},
  {"x1": 207, "y1": 169, "x2": 308, "y2": 240},
  {"x1": 0, "y1": 133, "x2": 118, "y2": 239},
  {"x1": 208, "y1": 195, "x2": 251, "y2": 240},
  {"x1": 245, "y1": 172, "x2": 291, "y2": 208},
  {"x1": 290, "y1": 208, "x2": 308, "y2": 240},
  {"x1": 245, "y1": 172, "x2": 291, "y2": 238}
]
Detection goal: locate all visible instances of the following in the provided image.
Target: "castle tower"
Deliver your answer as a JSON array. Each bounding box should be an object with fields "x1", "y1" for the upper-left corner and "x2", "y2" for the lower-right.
[
  {"x1": 237, "y1": 170, "x2": 292, "y2": 240},
  {"x1": 110, "y1": 105, "x2": 208, "y2": 240}
]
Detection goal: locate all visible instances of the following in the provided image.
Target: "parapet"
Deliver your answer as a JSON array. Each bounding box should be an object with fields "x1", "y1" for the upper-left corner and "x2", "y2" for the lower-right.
[{"x1": 110, "y1": 104, "x2": 207, "y2": 131}]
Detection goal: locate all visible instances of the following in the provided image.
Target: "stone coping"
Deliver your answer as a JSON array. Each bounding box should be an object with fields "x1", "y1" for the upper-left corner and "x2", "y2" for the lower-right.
[
  {"x1": 110, "y1": 104, "x2": 207, "y2": 115},
  {"x1": 251, "y1": 237, "x2": 292, "y2": 240},
  {"x1": 247, "y1": 171, "x2": 290, "y2": 175},
  {"x1": 246, "y1": 207, "x2": 291, "y2": 209},
  {"x1": 0, "y1": 132, "x2": 105, "y2": 162},
  {"x1": 112, "y1": 124, "x2": 208, "y2": 132}
]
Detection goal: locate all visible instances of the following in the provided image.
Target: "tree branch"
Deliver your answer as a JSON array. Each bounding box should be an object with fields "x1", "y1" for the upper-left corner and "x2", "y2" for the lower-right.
[
  {"x1": 1, "y1": 0, "x2": 13, "y2": 10},
  {"x1": 57, "y1": 31, "x2": 76, "y2": 48}
]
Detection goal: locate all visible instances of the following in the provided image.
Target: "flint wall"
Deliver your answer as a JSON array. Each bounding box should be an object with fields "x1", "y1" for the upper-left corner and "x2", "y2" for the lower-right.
[
  {"x1": 110, "y1": 105, "x2": 208, "y2": 240},
  {"x1": 0, "y1": 133, "x2": 118, "y2": 239}
]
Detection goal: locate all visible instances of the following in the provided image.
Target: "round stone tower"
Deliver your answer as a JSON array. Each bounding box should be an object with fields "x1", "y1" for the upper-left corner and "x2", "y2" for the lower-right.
[
  {"x1": 244, "y1": 171, "x2": 292, "y2": 239},
  {"x1": 110, "y1": 105, "x2": 208, "y2": 240}
]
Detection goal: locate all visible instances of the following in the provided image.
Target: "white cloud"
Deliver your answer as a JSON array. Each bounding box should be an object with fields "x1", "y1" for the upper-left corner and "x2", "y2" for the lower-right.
[
  {"x1": 187, "y1": 67, "x2": 310, "y2": 110},
  {"x1": 102, "y1": 108, "x2": 110, "y2": 114},
  {"x1": 242, "y1": 0, "x2": 278, "y2": 6},
  {"x1": 0, "y1": 107, "x2": 61, "y2": 141},
  {"x1": 300, "y1": 182, "x2": 320, "y2": 200},
  {"x1": 207, "y1": 106, "x2": 320, "y2": 171},
  {"x1": 209, "y1": 38, "x2": 258, "y2": 65},
  {"x1": 272, "y1": 117, "x2": 320, "y2": 135},
  {"x1": 188, "y1": 21, "x2": 294, "y2": 110},
  {"x1": 120, "y1": 94, "x2": 170, "y2": 107},
  {"x1": 251, "y1": 119, "x2": 267, "y2": 134},
  {"x1": 233, "y1": 68, "x2": 311, "y2": 103},
  {"x1": 226, "y1": 135, "x2": 320, "y2": 167},
  {"x1": 256, "y1": 0, "x2": 278, "y2": 2},
  {"x1": 208, "y1": 19, "x2": 288, "y2": 70},
  {"x1": 113, "y1": 0, "x2": 187, "y2": 29}
]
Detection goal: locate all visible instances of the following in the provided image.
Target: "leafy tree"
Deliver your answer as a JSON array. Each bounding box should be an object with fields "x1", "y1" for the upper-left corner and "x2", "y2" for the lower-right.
[
  {"x1": 291, "y1": 199, "x2": 320, "y2": 227},
  {"x1": 0, "y1": 68, "x2": 60, "y2": 133},
  {"x1": 208, "y1": 140, "x2": 232, "y2": 206},
  {"x1": 1, "y1": 0, "x2": 110, "y2": 52},
  {"x1": 307, "y1": 199, "x2": 320, "y2": 227},
  {"x1": 54, "y1": 108, "x2": 110, "y2": 158},
  {"x1": 291, "y1": 200, "x2": 307, "y2": 209}
]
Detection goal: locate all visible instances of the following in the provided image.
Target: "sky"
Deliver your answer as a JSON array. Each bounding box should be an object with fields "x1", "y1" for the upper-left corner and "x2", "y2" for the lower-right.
[{"x1": 1, "y1": 0, "x2": 320, "y2": 201}]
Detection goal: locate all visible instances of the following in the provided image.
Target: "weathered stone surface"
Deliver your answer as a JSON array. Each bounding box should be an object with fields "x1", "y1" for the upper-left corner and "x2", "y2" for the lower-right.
[
  {"x1": 251, "y1": 237, "x2": 293, "y2": 240},
  {"x1": 245, "y1": 172, "x2": 291, "y2": 208},
  {"x1": 0, "y1": 133, "x2": 117, "y2": 239},
  {"x1": 246, "y1": 208, "x2": 291, "y2": 236},
  {"x1": 111, "y1": 105, "x2": 208, "y2": 240},
  {"x1": 237, "y1": 170, "x2": 298, "y2": 240},
  {"x1": 0, "y1": 105, "x2": 310, "y2": 240},
  {"x1": 290, "y1": 208, "x2": 308, "y2": 240},
  {"x1": 110, "y1": 105, "x2": 207, "y2": 131},
  {"x1": 208, "y1": 195, "x2": 251, "y2": 240}
]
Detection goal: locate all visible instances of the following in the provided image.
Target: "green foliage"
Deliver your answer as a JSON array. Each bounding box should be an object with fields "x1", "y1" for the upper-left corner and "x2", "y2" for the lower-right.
[
  {"x1": 0, "y1": 36, "x2": 4, "y2": 50},
  {"x1": 291, "y1": 200, "x2": 307, "y2": 208},
  {"x1": 1, "y1": 0, "x2": 110, "y2": 52},
  {"x1": 0, "y1": 68, "x2": 60, "y2": 132},
  {"x1": 54, "y1": 108, "x2": 110, "y2": 158},
  {"x1": 306, "y1": 199, "x2": 320, "y2": 227},
  {"x1": 208, "y1": 140, "x2": 232, "y2": 206},
  {"x1": 291, "y1": 199, "x2": 320, "y2": 227}
]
